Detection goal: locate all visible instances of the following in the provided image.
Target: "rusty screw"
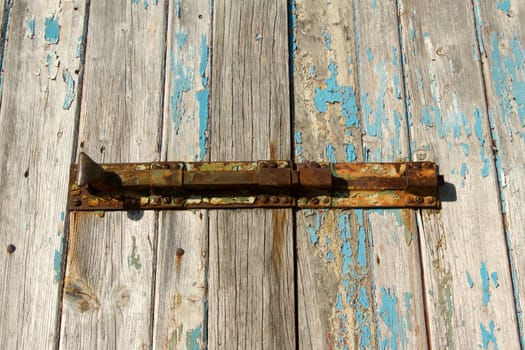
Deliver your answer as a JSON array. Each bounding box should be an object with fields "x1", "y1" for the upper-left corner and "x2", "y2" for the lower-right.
[
  {"x1": 259, "y1": 161, "x2": 268, "y2": 168},
  {"x1": 322, "y1": 197, "x2": 330, "y2": 204},
  {"x1": 416, "y1": 196, "x2": 424, "y2": 204},
  {"x1": 427, "y1": 197, "x2": 436, "y2": 205},
  {"x1": 151, "y1": 197, "x2": 161, "y2": 205},
  {"x1": 7, "y1": 244, "x2": 16, "y2": 254},
  {"x1": 173, "y1": 197, "x2": 185, "y2": 205},
  {"x1": 161, "y1": 197, "x2": 171, "y2": 204},
  {"x1": 268, "y1": 161, "x2": 278, "y2": 168},
  {"x1": 309, "y1": 161, "x2": 321, "y2": 168},
  {"x1": 176, "y1": 248, "x2": 185, "y2": 257},
  {"x1": 281, "y1": 196, "x2": 290, "y2": 204},
  {"x1": 259, "y1": 195, "x2": 269, "y2": 204},
  {"x1": 311, "y1": 197, "x2": 320, "y2": 205},
  {"x1": 270, "y1": 196, "x2": 280, "y2": 204},
  {"x1": 72, "y1": 198, "x2": 82, "y2": 206}
]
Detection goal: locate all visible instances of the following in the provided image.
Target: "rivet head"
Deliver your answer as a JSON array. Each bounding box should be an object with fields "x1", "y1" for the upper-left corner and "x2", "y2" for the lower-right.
[
  {"x1": 281, "y1": 196, "x2": 290, "y2": 204},
  {"x1": 173, "y1": 197, "x2": 185, "y2": 205},
  {"x1": 416, "y1": 196, "x2": 424, "y2": 204},
  {"x1": 270, "y1": 196, "x2": 280, "y2": 203},
  {"x1": 7, "y1": 244, "x2": 16, "y2": 254},
  {"x1": 72, "y1": 198, "x2": 82, "y2": 206},
  {"x1": 176, "y1": 248, "x2": 185, "y2": 257},
  {"x1": 322, "y1": 197, "x2": 330, "y2": 204},
  {"x1": 151, "y1": 163, "x2": 162, "y2": 169},
  {"x1": 151, "y1": 196, "x2": 161, "y2": 205},
  {"x1": 268, "y1": 161, "x2": 278, "y2": 168},
  {"x1": 259, "y1": 161, "x2": 268, "y2": 168},
  {"x1": 309, "y1": 161, "x2": 321, "y2": 168},
  {"x1": 427, "y1": 197, "x2": 436, "y2": 204},
  {"x1": 311, "y1": 197, "x2": 320, "y2": 205},
  {"x1": 259, "y1": 195, "x2": 269, "y2": 204},
  {"x1": 161, "y1": 197, "x2": 171, "y2": 204}
]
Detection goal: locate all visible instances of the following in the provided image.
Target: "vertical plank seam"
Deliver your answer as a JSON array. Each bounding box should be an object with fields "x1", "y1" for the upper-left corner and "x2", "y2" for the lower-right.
[
  {"x1": 55, "y1": 0, "x2": 93, "y2": 348},
  {"x1": 0, "y1": 0, "x2": 13, "y2": 103},
  {"x1": 393, "y1": 1, "x2": 433, "y2": 349},
  {"x1": 468, "y1": 1, "x2": 524, "y2": 347}
]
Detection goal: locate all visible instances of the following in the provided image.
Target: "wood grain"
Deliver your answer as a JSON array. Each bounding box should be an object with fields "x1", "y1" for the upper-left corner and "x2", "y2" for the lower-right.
[
  {"x1": 208, "y1": 0, "x2": 295, "y2": 348},
  {"x1": 292, "y1": 0, "x2": 427, "y2": 348},
  {"x1": 475, "y1": 0, "x2": 525, "y2": 346},
  {"x1": 399, "y1": 0, "x2": 521, "y2": 348},
  {"x1": 59, "y1": 0, "x2": 166, "y2": 348},
  {"x1": 153, "y1": 0, "x2": 211, "y2": 348},
  {"x1": 0, "y1": 1, "x2": 85, "y2": 348}
]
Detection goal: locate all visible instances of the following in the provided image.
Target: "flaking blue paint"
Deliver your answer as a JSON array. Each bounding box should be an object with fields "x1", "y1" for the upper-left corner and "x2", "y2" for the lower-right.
[
  {"x1": 345, "y1": 144, "x2": 357, "y2": 162},
  {"x1": 175, "y1": 0, "x2": 181, "y2": 17},
  {"x1": 326, "y1": 250, "x2": 335, "y2": 262},
  {"x1": 392, "y1": 47, "x2": 401, "y2": 99},
  {"x1": 338, "y1": 213, "x2": 352, "y2": 274},
  {"x1": 288, "y1": 0, "x2": 297, "y2": 59},
  {"x1": 481, "y1": 261, "x2": 491, "y2": 306},
  {"x1": 53, "y1": 249, "x2": 61, "y2": 282},
  {"x1": 336, "y1": 292, "x2": 344, "y2": 310},
  {"x1": 76, "y1": 36, "x2": 83, "y2": 58},
  {"x1": 480, "y1": 321, "x2": 499, "y2": 350},
  {"x1": 367, "y1": 48, "x2": 373, "y2": 62},
  {"x1": 62, "y1": 70, "x2": 75, "y2": 110},
  {"x1": 170, "y1": 33, "x2": 194, "y2": 134},
  {"x1": 362, "y1": 60, "x2": 388, "y2": 138},
  {"x1": 314, "y1": 60, "x2": 359, "y2": 132},
  {"x1": 44, "y1": 16, "x2": 60, "y2": 44},
  {"x1": 28, "y1": 18, "x2": 35, "y2": 38},
  {"x1": 307, "y1": 210, "x2": 325, "y2": 245},
  {"x1": 488, "y1": 111, "x2": 507, "y2": 213},
  {"x1": 491, "y1": 272, "x2": 500, "y2": 288},
  {"x1": 371, "y1": 0, "x2": 376, "y2": 12},
  {"x1": 325, "y1": 143, "x2": 337, "y2": 162},
  {"x1": 391, "y1": 111, "x2": 403, "y2": 159},
  {"x1": 403, "y1": 292, "x2": 413, "y2": 332},
  {"x1": 186, "y1": 325, "x2": 203, "y2": 350},
  {"x1": 378, "y1": 288, "x2": 408, "y2": 350},
  {"x1": 176, "y1": 32, "x2": 188, "y2": 48},
  {"x1": 323, "y1": 26, "x2": 332, "y2": 51},
  {"x1": 197, "y1": 35, "x2": 209, "y2": 160},
  {"x1": 496, "y1": 0, "x2": 510, "y2": 15},
  {"x1": 255, "y1": 32, "x2": 261, "y2": 41},
  {"x1": 295, "y1": 131, "x2": 304, "y2": 161},
  {"x1": 356, "y1": 210, "x2": 366, "y2": 270}
]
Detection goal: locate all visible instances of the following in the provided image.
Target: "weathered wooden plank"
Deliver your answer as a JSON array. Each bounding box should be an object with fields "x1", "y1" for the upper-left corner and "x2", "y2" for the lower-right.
[
  {"x1": 59, "y1": 1, "x2": 166, "y2": 348},
  {"x1": 0, "y1": 1, "x2": 85, "y2": 349},
  {"x1": 474, "y1": 0, "x2": 525, "y2": 346},
  {"x1": 292, "y1": 0, "x2": 427, "y2": 348},
  {"x1": 398, "y1": 0, "x2": 521, "y2": 348},
  {"x1": 153, "y1": 0, "x2": 211, "y2": 348},
  {"x1": 208, "y1": 0, "x2": 295, "y2": 348}
]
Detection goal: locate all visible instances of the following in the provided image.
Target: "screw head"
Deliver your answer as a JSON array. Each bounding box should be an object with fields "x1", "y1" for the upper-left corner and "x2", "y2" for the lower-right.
[
  {"x1": 151, "y1": 196, "x2": 161, "y2": 205},
  {"x1": 427, "y1": 197, "x2": 436, "y2": 205},
  {"x1": 72, "y1": 198, "x2": 82, "y2": 206},
  {"x1": 176, "y1": 248, "x2": 185, "y2": 257},
  {"x1": 311, "y1": 197, "x2": 320, "y2": 205},
  {"x1": 161, "y1": 197, "x2": 171, "y2": 204},
  {"x1": 173, "y1": 197, "x2": 185, "y2": 205},
  {"x1": 268, "y1": 161, "x2": 278, "y2": 168},
  {"x1": 309, "y1": 161, "x2": 321, "y2": 168},
  {"x1": 322, "y1": 197, "x2": 330, "y2": 204},
  {"x1": 7, "y1": 244, "x2": 16, "y2": 254},
  {"x1": 416, "y1": 196, "x2": 424, "y2": 204},
  {"x1": 270, "y1": 196, "x2": 280, "y2": 203},
  {"x1": 281, "y1": 196, "x2": 290, "y2": 204},
  {"x1": 259, "y1": 195, "x2": 269, "y2": 204}
]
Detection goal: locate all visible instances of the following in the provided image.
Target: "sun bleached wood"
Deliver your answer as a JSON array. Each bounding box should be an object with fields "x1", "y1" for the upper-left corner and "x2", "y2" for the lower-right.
[
  {"x1": 0, "y1": 1, "x2": 85, "y2": 348},
  {"x1": 208, "y1": 0, "x2": 295, "y2": 348},
  {"x1": 153, "y1": 0, "x2": 211, "y2": 348},
  {"x1": 398, "y1": 0, "x2": 521, "y2": 348},
  {"x1": 59, "y1": 1, "x2": 166, "y2": 349},
  {"x1": 475, "y1": 0, "x2": 525, "y2": 345}
]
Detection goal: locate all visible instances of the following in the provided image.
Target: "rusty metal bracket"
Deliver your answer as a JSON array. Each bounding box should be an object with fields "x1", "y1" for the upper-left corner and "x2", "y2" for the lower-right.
[{"x1": 67, "y1": 153, "x2": 443, "y2": 211}]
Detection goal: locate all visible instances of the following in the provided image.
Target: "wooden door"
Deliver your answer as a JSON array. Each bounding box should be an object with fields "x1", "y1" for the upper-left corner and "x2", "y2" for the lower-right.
[{"x1": 0, "y1": 0, "x2": 524, "y2": 349}]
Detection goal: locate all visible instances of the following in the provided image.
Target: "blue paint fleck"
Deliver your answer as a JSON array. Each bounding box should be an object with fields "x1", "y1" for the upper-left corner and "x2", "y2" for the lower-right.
[
  {"x1": 474, "y1": 107, "x2": 485, "y2": 146},
  {"x1": 44, "y1": 16, "x2": 60, "y2": 44},
  {"x1": 392, "y1": 47, "x2": 401, "y2": 99},
  {"x1": 175, "y1": 32, "x2": 188, "y2": 48},
  {"x1": 371, "y1": 0, "x2": 376, "y2": 12},
  {"x1": 481, "y1": 261, "x2": 491, "y2": 306},
  {"x1": 362, "y1": 60, "x2": 388, "y2": 138},
  {"x1": 314, "y1": 60, "x2": 359, "y2": 132},
  {"x1": 336, "y1": 292, "x2": 344, "y2": 310},
  {"x1": 496, "y1": 0, "x2": 511, "y2": 15},
  {"x1": 466, "y1": 271, "x2": 474, "y2": 288},
  {"x1": 75, "y1": 36, "x2": 83, "y2": 58},
  {"x1": 338, "y1": 213, "x2": 352, "y2": 274},
  {"x1": 295, "y1": 131, "x2": 304, "y2": 161},
  {"x1": 367, "y1": 48, "x2": 373, "y2": 62},
  {"x1": 307, "y1": 210, "x2": 325, "y2": 245},
  {"x1": 323, "y1": 26, "x2": 332, "y2": 51},
  {"x1": 288, "y1": 0, "x2": 297, "y2": 59},
  {"x1": 170, "y1": 33, "x2": 194, "y2": 134},
  {"x1": 186, "y1": 325, "x2": 203, "y2": 350},
  {"x1": 255, "y1": 32, "x2": 261, "y2": 41},
  {"x1": 491, "y1": 272, "x2": 500, "y2": 288},
  {"x1": 175, "y1": 0, "x2": 181, "y2": 17},
  {"x1": 28, "y1": 18, "x2": 35, "y2": 38},
  {"x1": 480, "y1": 321, "x2": 499, "y2": 350},
  {"x1": 62, "y1": 70, "x2": 75, "y2": 110},
  {"x1": 345, "y1": 144, "x2": 357, "y2": 162},
  {"x1": 473, "y1": 0, "x2": 485, "y2": 54},
  {"x1": 326, "y1": 250, "x2": 335, "y2": 263},
  {"x1": 403, "y1": 292, "x2": 413, "y2": 332},
  {"x1": 356, "y1": 210, "x2": 366, "y2": 270},
  {"x1": 325, "y1": 143, "x2": 336, "y2": 162}
]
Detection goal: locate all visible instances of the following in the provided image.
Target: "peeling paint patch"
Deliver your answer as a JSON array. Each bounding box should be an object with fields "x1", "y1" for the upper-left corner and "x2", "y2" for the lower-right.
[
  {"x1": 496, "y1": 0, "x2": 510, "y2": 15},
  {"x1": 53, "y1": 248, "x2": 61, "y2": 282},
  {"x1": 62, "y1": 69, "x2": 75, "y2": 110},
  {"x1": 480, "y1": 261, "x2": 491, "y2": 306},
  {"x1": 306, "y1": 209, "x2": 325, "y2": 245},
  {"x1": 378, "y1": 288, "x2": 408, "y2": 349},
  {"x1": 176, "y1": 32, "x2": 188, "y2": 49},
  {"x1": 186, "y1": 325, "x2": 203, "y2": 350},
  {"x1": 170, "y1": 34, "x2": 193, "y2": 134},
  {"x1": 44, "y1": 16, "x2": 60, "y2": 44},
  {"x1": 295, "y1": 131, "x2": 304, "y2": 161},
  {"x1": 27, "y1": 17, "x2": 35, "y2": 39},
  {"x1": 197, "y1": 35, "x2": 209, "y2": 161},
  {"x1": 127, "y1": 236, "x2": 142, "y2": 271},
  {"x1": 491, "y1": 272, "x2": 499, "y2": 288},
  {"x1": 466, "y1": 271, "x2": 474, "y2": 288},
  {"x1": 76, "y1": 36, "x2": 83, "y2": 58},
  {"x1": 46, "y1": 52, "x2": 60, "y2": 80},
  {"x1": 315, "y1": 60, "x2": 359, "y2": 133},
  {"x1": 175, "y1": 0, "x2": 181, "y2": 17},
  {"x1": 472, "y1": 0, "x2": 485, "y2": 55},
  {"x1": 362, "y1": 60, "x2": 388, "y2": 138},
  {"x1": 480, "y1": 320, "x2": 499, "y2": 349},
  {"x1": 325, "y1": 143, "x2": 337, "y2": 162},
  {"x1": 323, "y1": 25, "x2": 332, "y2": 51},
  {"x1": 345, "y1": 143, "x2": 357, "y2": 162}
]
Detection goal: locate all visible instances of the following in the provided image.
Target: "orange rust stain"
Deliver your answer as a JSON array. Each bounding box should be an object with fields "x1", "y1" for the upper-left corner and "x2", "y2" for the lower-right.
[
  {"x1": 271, "y1": 210, "x2": 286, "y2": 272},
  {"x1": 270, "y1": 142, "x2": 276, "y2": 160},
  {"x1": 400, "y1": 209, "x2": 415, "y2": 234}
]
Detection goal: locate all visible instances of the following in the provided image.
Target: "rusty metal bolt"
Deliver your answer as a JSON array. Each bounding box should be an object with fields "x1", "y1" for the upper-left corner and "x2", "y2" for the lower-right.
[
  {"x1": 406, "y1": 197, "x2": 415, "y2": 205},
  {"x1": 416, "y1": 196, "x2": 424, "y2": 204},
  {"x1": 309, "y1": 161, "x2": 321, "y2": 168},
  {"x1": 259, "y1": 161, "x2": 268, "y2": 168},
  {"x1": 259, "y1": 195, "x2": 269, "y2": 204},
  {"x1": 311, "y1": 197, "x2": 320, "y2": 205},
  {"x1": 322, "y1": 197, "x2": 330, "y2": 204},
  {"x1": 281, "y1": 196, "x2": 290, "y2": 204},
  {"x1": 151, "y1": 196, "x2": 161, "y2": 205},
  {"x1": 151, "y1": 163, "x2": 162, "y2": 169},
  {"x1": 427, "y1": 197, "x2": 436, "y2": 205},
  {"x1": 161, "y1": 197, "x2": 171, "y2": 204},
  {"x1": 270, "y1": 196, "x2": 280, "y2": 203},
  {"x1": 173, "y1": 197, "x2": 185, "y2": 205},
  {"x1": 72, "y1": 198, "x2": 82, "y2": 206},
  {"x1": 7, "y1": 244, "x2": 16, "y2": 254},
  {"x1": 176, "y1": 248, "x2": 185, "y2": 257},
  {"x1": 268, "y1": 161, "x2": 278, "y2": 168}
]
